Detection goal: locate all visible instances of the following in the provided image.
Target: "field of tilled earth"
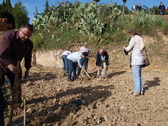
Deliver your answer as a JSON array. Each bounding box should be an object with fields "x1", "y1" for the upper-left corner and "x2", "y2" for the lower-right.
[
  {"x1": 4, "y1": 16, "x2": 168, "y2": 125},
  {"x1": 4, "y1": 63, "x2": 168, "y2": 126}
]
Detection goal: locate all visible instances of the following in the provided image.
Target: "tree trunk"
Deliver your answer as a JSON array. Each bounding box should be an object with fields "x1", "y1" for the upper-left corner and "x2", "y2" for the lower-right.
[{"x1": 122, "y1": 2, "x2": 126, "y2": 14}]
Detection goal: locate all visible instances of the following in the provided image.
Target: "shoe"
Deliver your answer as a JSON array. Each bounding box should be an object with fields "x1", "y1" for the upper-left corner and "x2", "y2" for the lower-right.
[
  {"x1": 73, "y1": 76, "x2": 78, "y2": 80},
  {"x1": 140, "y1": 91, "x2": 144, "y2": 95},
  {"x1": 67, "y1": 79, "x2": 72, "y2": 82},
  {"x1": 133, "y1": 92, "x2": 140, "y2": 96}
]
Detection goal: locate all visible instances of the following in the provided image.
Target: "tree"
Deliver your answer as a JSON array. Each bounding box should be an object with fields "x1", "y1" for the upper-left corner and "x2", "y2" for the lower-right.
[
  {"x1": 0, "y1": 0, "x2": 12, "y2": 12},
  {"x1": 0, "y1": 0, "x2": 5, "y2": 11},
  {"x1": 5, "y1": 0, "x2": 12, "y2": 11},
  {"x1": 44, "y1": 0, "x2": 49, "y2": 13},
  {"x1": 12, "y1": 2, "x2": 29, "y2": 28},
  {"x1": 150, "y1": 6, "x2": 159, "y2": 15},
  {"x1": 93, "y1": 0, "x2": 100, "y2": 2},
  {"x1": 0, "y1": 1, "x2": 29, "y2": 28},
  {"x1": 116, "y1": 4, "x2": 129, "y2": 14},
  {"x1": 122, "y1": 0, "x2": 127, "y2": 14}
]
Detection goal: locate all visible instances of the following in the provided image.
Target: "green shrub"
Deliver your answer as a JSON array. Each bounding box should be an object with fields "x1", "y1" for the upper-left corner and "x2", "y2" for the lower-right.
[
  {"x1": 31, "y1": 32, "x2": 43, "y2": 50},
  {"x1": 32, "y1": 2, "x2": 168, "y2": 50}
]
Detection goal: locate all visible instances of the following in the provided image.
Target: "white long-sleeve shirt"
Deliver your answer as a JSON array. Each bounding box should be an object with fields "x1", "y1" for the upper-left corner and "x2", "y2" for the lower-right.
[
  {"x1": 80, "y1": 46, "x2": 90, "y2": 56},
  {"x1": 61, "y1": 50, "x2": 71, "y2": 56},
  {"x1": 125, "y1": 35, "x2": 144, "y2": 65},
  {"x1": 67, "y1": 52, "x2": 83, "y2": 68}
]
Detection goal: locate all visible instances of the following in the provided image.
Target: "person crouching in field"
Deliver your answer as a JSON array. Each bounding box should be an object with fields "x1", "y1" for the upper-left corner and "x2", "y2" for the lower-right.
[
  {"x1": 67, "y1": 52, "x2": 88, "y2": 81},
  {"x1": 124, "y1": 29, "x2": 145, "y2": 96},
  {"x1": 61, "y1": 49, "x2": 71, "y2": 73},
  {"x1": 79, "y1": 42, "x2": 91, "y2": 74},
  {"x1": 96, "y1": 49, "x2": 109, "y2": 78}
]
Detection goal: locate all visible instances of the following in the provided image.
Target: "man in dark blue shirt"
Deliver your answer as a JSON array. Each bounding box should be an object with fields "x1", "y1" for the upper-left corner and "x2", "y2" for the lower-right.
[
  {"x1": 159, "y1": 2, "x2": 166, "y2": 15},
  {"x1": 96, "y1": 49, "x2": 109, "y2": 77}
]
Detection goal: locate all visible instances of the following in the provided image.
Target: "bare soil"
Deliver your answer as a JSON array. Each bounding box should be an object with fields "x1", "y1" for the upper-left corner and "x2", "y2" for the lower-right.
[
  {"x1": 5, "y1": 64, "x2": 168, "y2": 126},
  {"x1": 4, "y1": 18, "x2": 168, "y2": 126},
  {"x1": 4, "y1": 52, "x2": 168, "y2": 126}
]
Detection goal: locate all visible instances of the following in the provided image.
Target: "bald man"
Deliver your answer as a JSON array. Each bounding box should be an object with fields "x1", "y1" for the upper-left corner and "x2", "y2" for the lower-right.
[{"x1": 96, "y1": 49, "x2": 109, "y2": 77}]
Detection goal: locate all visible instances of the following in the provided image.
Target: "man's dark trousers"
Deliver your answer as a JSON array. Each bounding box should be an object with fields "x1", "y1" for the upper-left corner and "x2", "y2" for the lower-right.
[
  {"x1": 0, "y1": 67, "x2": 22, "y2": 126},
  {"x1": 62, "y1": 55, "x2": 68, "y2": 73},
  {"x1": 0, "y1": 88, "x2": 5, "y2": 126},
  {"x1": 77, "y1": 58, "x2": 88, "y2": 76},
  {"x1": 67, "y1": 59, "x2": 77, "y2": 80}
]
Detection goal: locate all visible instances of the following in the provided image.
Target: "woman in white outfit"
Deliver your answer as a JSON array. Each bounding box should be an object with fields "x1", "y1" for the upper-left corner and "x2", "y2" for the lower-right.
[{"x1": 124, "y1": 29, "x2": 145, "y2": 96}]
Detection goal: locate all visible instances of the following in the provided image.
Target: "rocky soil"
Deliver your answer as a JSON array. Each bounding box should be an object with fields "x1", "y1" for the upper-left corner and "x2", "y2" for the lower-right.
[
  {"x1": 4, "y1": 60, "x2": 168, "y2": 126},
  {"x1": 3, "y1": 16, "x2": 168, "y2": 126}
]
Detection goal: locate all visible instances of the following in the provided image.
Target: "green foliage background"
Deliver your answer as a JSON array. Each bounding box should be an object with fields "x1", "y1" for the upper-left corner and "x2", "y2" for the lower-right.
[
  {"x1": 0, "y1": 0, "x2": 29, "y2": 29},
  {"x1": 0, "y1": 0, "x2": 167, "y2": 50},
  {"x1": 32, "y1": 1, "x2": 168, "y2": 50}
]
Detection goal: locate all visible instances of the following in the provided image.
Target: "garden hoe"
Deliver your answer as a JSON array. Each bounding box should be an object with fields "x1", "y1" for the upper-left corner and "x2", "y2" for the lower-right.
[
  {"x1": 8, "y1": 61, "x2": 21, "y2": 126},
  {"x1": 83, "y1": 69, "x2": 91, "y2": 79}
]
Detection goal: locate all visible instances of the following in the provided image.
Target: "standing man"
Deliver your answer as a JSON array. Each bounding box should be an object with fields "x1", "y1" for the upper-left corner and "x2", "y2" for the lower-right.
[
  {"x1": 96, "y1": 49, "x2": 109, "y2": 78},
  {"x1": 0, "y1": 11, "x2": 15, "y2": 126},
  {"x1": 0, "y1": 24, "x2": 33, "y2": 125},
  {"x1": 67, "y1": 52, "x2": 88, "y2": 81},
  {"x1": 80, "y1": 42, "x2": 91, "y2": 55},
  {"x1": 137, "y1": 3, "x2": 142, "y2": 12},
  {"x1": 159, "y1": 2, "x2": 166, "y2": 15},
  {"x1": 79, "y1": 42, "x2": 91, "y2": 73}
]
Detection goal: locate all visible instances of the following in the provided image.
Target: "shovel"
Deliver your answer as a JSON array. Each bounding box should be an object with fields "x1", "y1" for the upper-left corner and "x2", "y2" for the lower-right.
[
  {"x1": 83, "y1": 69, "x2": 91, "y2": 79},
  {"x1": 8, "y1": 61, "x2": 20, "y2": 126}
]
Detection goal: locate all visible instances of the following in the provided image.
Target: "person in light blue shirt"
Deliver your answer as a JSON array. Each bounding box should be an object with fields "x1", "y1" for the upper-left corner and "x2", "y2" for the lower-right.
[{"x1": 67, "y1": 52, "x2": 88, "y2": 81}]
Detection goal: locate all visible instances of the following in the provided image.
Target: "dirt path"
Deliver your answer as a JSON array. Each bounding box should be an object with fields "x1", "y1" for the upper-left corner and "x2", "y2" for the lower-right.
[{"x1": 4, "y1": 65, "x2": 168, "y2": 126}]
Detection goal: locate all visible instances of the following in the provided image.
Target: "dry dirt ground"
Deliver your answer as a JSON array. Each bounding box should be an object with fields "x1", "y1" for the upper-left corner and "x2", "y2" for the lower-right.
[
  {"x1": 3, "y1": 15, "x2": 168, "y2": 126},
  {"x1": 4, "y1": 57, "x2": 168, "y2": 126}
]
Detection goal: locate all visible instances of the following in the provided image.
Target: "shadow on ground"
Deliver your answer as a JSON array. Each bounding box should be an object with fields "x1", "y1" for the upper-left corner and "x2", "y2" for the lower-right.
[
  {"x1": 25, "y1": 85, "x2": 114, "y2": 125},
  {"x1": 144, "y1": 77, "x2": 161, "y2": 91},
  {"x1": 108, "y1": 71, "x2": 126, "y2": 78},
  {"x1": 22, "y1": 72, "x2": 57, "y2": 83}
]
